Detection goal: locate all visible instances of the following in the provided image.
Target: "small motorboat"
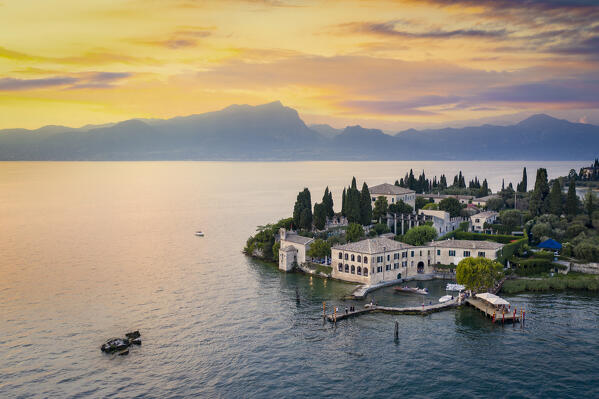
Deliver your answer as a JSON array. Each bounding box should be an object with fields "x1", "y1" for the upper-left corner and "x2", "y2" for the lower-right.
[
  {"x1": 445, "y1": 283, "x2": 465, "y2": 292},
  {"x1": 195, "y1": 231, "x2": 204, "y2": 237},
  {"x1": 439, "y1": 295, "x2": 453, "y2": 303},
  {"x1": 394, "y1": 286, "x2": 429, "y2": 295}
]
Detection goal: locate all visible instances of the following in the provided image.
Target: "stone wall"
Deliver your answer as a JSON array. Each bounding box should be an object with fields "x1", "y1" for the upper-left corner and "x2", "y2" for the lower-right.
[{"x1": 570, "y1": 262, "x2": 599, "y2": 275}]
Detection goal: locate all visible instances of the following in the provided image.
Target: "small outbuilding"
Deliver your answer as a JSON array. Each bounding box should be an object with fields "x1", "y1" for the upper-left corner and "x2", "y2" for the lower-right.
[{"x1": 476, "y1": 292, "x2": 510, "y2": 307}]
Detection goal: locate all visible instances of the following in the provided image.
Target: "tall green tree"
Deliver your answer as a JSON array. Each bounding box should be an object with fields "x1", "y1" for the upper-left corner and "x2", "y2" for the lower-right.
[
  {"x1": 341, "y1": 188, "x2": 347, "y2": 217},
  {"x1": 548, "y1": 180, "x2": 563, "y2": 215},
  {"x1": 346, "y1": 178, "x2": 361, "y2": 223},
  {"x1": 293, "y1": 188, "x2": 312, "y2": 230},
  {"x1": 584, "y1": 189, "x2": 597, "y2": 217},
  {"x1": 313, "y1": 202, "x2": 327, "y2": 230},
  {"x1": 529, "y1": 168, "x2": 549, "y2": 216},
  {"x1": 359, "y1": 182, "x2": 373, "y2": 225},
  {"x1": 517, "y1": 167, "x2": 527, "y2": 192},
  {"x1": 306, "y1": 239, "x2": 331, "y2": 259},
  {"x1": 456, "y1": 257, "x2": 503, "y2": 292},
  {"x1": 322, "y1": 187, "x2": 334, "y2": 218},
  {"x1": 477, "y1": 179, "x2": 489, "y2": 198},
  {"x1": 565, "y1": 179, "x2": 579, "y2": 218},
  {"x1": 439, "y1": 197, "x2": 461, "y2": 218},
  {"x1": 346, "y1": 223, "x2": 365, "y2": 242},
  {"x1": 373, "y1": 196, "x2": 389, "y2": 222},
  {"x1": 389, "y1": 200, "x2": 413, "y2": 214},
  {"x1": 401, "y1": 225, "x2": 437, "y2": 246}
]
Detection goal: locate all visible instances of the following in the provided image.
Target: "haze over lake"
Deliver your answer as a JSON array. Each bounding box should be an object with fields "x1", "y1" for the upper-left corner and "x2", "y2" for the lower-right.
[{"x1": 2, "y1": 161, "x2": 598, "y2": 398}]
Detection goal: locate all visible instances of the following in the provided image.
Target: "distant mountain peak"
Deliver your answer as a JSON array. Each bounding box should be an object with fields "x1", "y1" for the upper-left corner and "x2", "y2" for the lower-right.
[{"x1": 516, "y1": 113, "x2": 564, "y2": 127}]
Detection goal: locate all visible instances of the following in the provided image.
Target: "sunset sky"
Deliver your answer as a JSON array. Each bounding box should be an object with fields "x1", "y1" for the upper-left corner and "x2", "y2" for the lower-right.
[{"x1": 1, "y1": 0, "x2": 598, "y2": 130}]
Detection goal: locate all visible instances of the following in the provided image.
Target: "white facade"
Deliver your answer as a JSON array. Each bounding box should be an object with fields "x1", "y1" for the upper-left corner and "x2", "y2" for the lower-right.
[
  {"x1": 278, "y1": 228, "x2": 313, "y2": 271},
  {"x1": 369, "y1": 183, "x2": 416, "y2": 209},
  {"x1": 330, "y1": 237, "x2": 504, "y2": 284},
  {"x1": 470, "y1": 211, "x2": 498, "y2": 232},
  {"x1": 418, "y1": 209, "x2": 467, "y2": 236}
]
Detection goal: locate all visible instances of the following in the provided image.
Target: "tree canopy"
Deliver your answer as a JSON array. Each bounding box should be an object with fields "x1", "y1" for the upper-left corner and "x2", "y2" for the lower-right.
[
  {"x1": 360, "y1": 182, "x2": 373, "y2": 225},
  {"x1": 456, "y1": 257, "x2": 503, "y2": 293},
  {"x1": 439, "y1": 197, "x2": 462, "y2": 218},
  {"x1": 401, "y1": 225, "x2": 438, "y2": 246},
  {"x1": 346, "y1": 223, "x2": 365, "y2": 242},
  {"x1": 373, "y1": 196, "x2": 389, "y2": 221},
  {"x1": 307, "y1": 239, "x2": 331, "y2": 259},
  {"x1": 293, "y1": 188, "x2": 312, "y2": 230}
]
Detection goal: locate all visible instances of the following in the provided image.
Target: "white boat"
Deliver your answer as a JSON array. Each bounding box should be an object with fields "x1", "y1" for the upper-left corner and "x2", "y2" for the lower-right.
[
  {"x1": 394, "y1": 286, "x2": 429, "y2": 295},
  {"x1": 439, "y1": 295, "x2": 453, "y2": 303},
  {"x1": 445, "y1": 283, "x2": 465, "y2": 292},
  {"x1": 195, "y1": 231, "x2": 204, "y2": 237}
]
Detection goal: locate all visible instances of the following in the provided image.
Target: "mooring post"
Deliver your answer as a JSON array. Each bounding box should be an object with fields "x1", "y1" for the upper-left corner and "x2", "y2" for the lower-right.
[
  {"x1": 323, "y1": 302, "x2": 326, "y2": 319},
  {"x1": 296, "y1": 288, "x2": 300, "y2": 303},
  {"x1": 394, "y1": 321, "x2": 399, "y2": 341}
]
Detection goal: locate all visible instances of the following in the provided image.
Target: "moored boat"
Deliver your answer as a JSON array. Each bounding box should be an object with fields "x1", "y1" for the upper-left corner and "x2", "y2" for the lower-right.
[
  {"x1": 394, "y1": 286, "x2": 429, "y2": 295},
  {"x1": 195, "y1": 231, "x2": 204, "y2": 237},
  {"x1": 439, "y1": 295, "x2": 453, "y2": 303}
]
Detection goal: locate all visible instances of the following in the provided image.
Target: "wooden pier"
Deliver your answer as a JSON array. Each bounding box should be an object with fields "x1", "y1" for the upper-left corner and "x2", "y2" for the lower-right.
[
  {"x1": 325, "y1": 299, "x2": 459, "y2": 322},
  {"x1": 465, "y1": 298, "x2": 520, "y2": 323}
]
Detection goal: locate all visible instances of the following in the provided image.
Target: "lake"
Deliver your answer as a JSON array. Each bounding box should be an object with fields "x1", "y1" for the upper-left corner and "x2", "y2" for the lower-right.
[{"x1": 1, "y1": 161, "x2": 598, "y2": 398}]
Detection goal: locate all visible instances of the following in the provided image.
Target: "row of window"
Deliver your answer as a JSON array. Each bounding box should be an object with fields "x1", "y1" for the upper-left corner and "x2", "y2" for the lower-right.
[
  {"x1": 337, "y1": 263, "x2": 369, "y2": 276},
  {"x1": 338, "y1": 250, "x2": 431, "y2": 262},
  {"x1": 437, "y1": 249, "x2": 486, "y2": 257}
]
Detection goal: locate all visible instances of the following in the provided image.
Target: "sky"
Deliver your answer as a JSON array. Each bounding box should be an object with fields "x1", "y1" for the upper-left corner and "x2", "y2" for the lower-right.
[{"x1": 1, "y1": 0, "x2": 598, "y2": 130}]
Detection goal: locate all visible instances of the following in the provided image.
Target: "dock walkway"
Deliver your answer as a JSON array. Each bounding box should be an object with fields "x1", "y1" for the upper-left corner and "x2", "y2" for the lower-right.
[
  {"x1": 465, "y1": 298, "x2": 520, "y2": 323},
  {"x1": 326, "y1": 298, "x2": 459, "y2": 322}
]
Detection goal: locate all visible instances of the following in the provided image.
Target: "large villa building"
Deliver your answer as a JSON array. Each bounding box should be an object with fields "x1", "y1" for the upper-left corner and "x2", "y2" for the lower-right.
[
  {"x1": 329, "y1": 237, "x2": 504, "y2": 284},
  {"x1": 369, "y1": 183, "x2": 416, "y2": 208}
]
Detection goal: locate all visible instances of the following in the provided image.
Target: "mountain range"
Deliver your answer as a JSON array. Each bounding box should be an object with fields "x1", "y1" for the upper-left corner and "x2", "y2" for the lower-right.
[{"x1": 1, "y1": 101, "x2": 597, "y2": 160}]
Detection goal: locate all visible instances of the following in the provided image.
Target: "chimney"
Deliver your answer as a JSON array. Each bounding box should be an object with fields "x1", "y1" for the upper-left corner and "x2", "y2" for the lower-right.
[{"x1": 279, "y1": 227, "x2": 287, "y2": 240}]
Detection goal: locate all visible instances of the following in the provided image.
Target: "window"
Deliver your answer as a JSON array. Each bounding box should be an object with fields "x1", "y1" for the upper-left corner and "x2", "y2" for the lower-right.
[
  {"x1": 364, "y1": 257, "x2": 368, "y2": 264},
  {"x1": 338, "y1": 252, "x2": 343, "y2": 259},
  {"x1": 437, "y1": 249, "x2": 440, "y2": 256},
  {"x1": 419, "y1": 250, "x2": 422, "y2": 256},
  {"x1": 345, "y1": 253, "x2": 348, "y2": 260},
  {"x1": 345, "y1": 264, "x2": 349, "y2": 272},
  {"x1": 402, "y1": 261, "x2": 407, "y2": 267},
  {"x1": 377, "y1": 256, "x2": 383, "y2": 263},
  {"x1": 410, "y1": 251, "x2": 414, "y2": 257},
  {"x1": 377, "y1": 266, "x2": 383, "y2": 273},
  {"x1": 372, "y1": 197, "x2": 376, "y2": 202},
  {"x1": 394, "y1": 263, "x2": 399, "y2": 269},
  {"x1": 357, "y1": 255, "x2": 361, "y2": 262},
  {"x1": 428, "y1": 250, "x2": 430, "y2": 255},
  {"x1": 386, "y1": 264, "x2": 391, "y2": 271},
  {"x1": 449, "y1": 250, "x2": 456, "y2": 256},
  {"x1": 391, "y1": 198, "x2": 395, "y2": 203},
  {"x1": 351, "y1": 254, "x2": 355, "y2": 261},
  {"x1": 463, "y1": 251, "x2": 470, "y2": 257},
  {"x1": 357, "y1": 266, "x2": 362, "y2": 275},
  {"x1": 364, "y1": 268, "x2": 368, "y2": 276},
  {"x1": 402, "y1": 252, "x2": 407, "y2": 258},
  {"x1": 475, "y1": 218, "x2": 480, "y2": 223},
  {"x1": 394, "y1": 253, "x2": 399, "y2": 260},
  {"x1": 351, "y1": 265, "x2": 355, "y2": 274},
  {"x1": 338, "y1": 263, "x2": 342, "y2": 271},
  {"x1": 387, "y1": 254, "x2": 390, "y2": 261},
  {"x1": 478, "y1": 251, "x2": 486, "y2": 257}
]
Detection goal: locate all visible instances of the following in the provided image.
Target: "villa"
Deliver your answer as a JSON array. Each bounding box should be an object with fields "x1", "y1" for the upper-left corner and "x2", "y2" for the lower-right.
[
  {"x1": 369, "y1": 183, "x2": 415, "y2": 208},
  {"x1": 471, "y1": 195, "x2": 500, "y2": 207},
  {"x1": 329, "y1": 237, "x2": 504, "y2": 284},
  {"x1": 278, "y1": 229, "x2": 314, "y2": 271},
  {"x1": 417, "y1": 193, "x2": 474, "y2": 205},
  {"x1": 418, "y1": 209, "x2": 467, "y2": 236},
  {"x1": 470, "y1": 211, "x2": 499, "y2": 232}
]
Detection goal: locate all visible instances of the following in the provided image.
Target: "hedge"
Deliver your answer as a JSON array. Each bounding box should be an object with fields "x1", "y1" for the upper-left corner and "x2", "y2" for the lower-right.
[{"x1": 453, "y1": 230, "x2": 521, "y2": 244}]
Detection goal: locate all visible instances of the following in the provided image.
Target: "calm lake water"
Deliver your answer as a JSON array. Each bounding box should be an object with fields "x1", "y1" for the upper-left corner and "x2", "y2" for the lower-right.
[{"x1": 1, "y1": 161, "x2": 598, "y2": 398}]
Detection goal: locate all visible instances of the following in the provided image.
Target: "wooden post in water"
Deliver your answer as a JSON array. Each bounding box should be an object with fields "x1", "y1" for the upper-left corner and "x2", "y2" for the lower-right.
[
  {"x1": 394, "y1": 321, "x2": 399, "y2": 341},
  {"x1": 323, "y1": 302, "x2": 326, "y2": 319},
  {"x1": 296, "y1": 288, "x2": 300, "y2": 303}
]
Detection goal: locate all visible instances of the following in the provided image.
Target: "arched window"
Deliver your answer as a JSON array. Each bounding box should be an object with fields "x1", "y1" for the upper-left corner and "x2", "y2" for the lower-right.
[
  {"x1": 357, "y1": 266, "x2": 362, "y2": 275},
  {"x1": 338, "y1": 263, "x2": 343, "y2": 271},
  {"x1": 344, "y1": 253, "x2": 348, "y2": 260},
  {"x1": 363, "y1": 268, "x2": 368, "y2": 276},
  {"x1": 351, "y1": 265, "x2": 355, "y2": 274},
  {"x1": 351, "y1": 254, "x2": 355, "y2": 261},
  {"x1": 364, "y1": 257, "x2": 368, "y2": 264},
  {"x1": 357, "y1": 255, "x2": 361, "y2": 262},
  {"x1": 345, "y1": 264, "x2": 349, "y2": 272}
]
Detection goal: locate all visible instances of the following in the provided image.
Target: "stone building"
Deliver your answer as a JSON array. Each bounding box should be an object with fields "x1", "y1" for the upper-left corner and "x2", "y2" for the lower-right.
[
  {"x1": 418, "y1": 209, "x2": 467, "y2": 236},
  {"x1": 470, "y1": 211, "x2": 498, "y2": 232},
  {"x1": 278, "y1": 228, "x2": 313, "y2": 271},
  {"x1": 427, "y1": 239, "x2": 504, "y2": 265},
  {"x1": 369, "y1": 183, "x2": 416, "y2": 208}
]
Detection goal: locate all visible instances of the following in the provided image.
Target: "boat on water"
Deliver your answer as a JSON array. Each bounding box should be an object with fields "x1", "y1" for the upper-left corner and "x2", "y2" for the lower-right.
[
  {"x1": 394, "y1": 286, "x2": 429, "y2": 295},
  {"x1": 445, "y1": 283, "x2": 465, "y2": 292},
  {"x1": 439, "y1": 295, "x2": 453, "y2": 303},
  {"x1": 195, "y1": 231, "x2": 205, "y2": 237}
]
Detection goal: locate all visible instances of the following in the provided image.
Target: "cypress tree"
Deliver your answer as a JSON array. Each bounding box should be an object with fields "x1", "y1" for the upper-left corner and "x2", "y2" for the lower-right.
[
  {"x1": 313, "y1": 202, "x2": 326, "y2": 230},
  {"x1": 548, "y1": 180, "x2": 563, "y2": 215},
  {"x1": 360, "y1": 182, "x2": 373, "y2": 225},
  {"x1": 565, "y1": 179, "x2": 578, "y2": 217},
  {"x1": 293, "y1": 188, "x2": 312, "y2": 230},
  {"x1": 322, "y1": 187, "x2": 334, "y2": 217},
  {"x1": 529, "y1": 168, "x2": 549, "y2": 216},
  {"x1": 341, "y1": 188, "x2": 347, "y2": 217},
  {"x1": 478, "y1": 179, "x2": 489, "y2": 198},
  {"x1": 518, "y1": 167, "x2": 527, "y2": 192}
]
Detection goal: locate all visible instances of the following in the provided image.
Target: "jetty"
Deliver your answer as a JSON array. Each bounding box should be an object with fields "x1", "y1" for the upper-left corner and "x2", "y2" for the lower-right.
[
  {"x1": 465, "y1": 297, "x2": 520, "y2": 323},
  {"x1": 326, "y1": 298, "x2": 459, "y2": 322}
]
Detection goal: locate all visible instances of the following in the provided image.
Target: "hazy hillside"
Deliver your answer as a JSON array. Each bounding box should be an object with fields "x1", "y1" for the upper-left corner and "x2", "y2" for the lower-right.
[{"x1": 0, "y1": 102, "x2": 597, "y2": 160}]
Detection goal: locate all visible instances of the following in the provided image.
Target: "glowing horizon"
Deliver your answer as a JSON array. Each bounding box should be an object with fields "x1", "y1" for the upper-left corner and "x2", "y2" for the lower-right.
[{"x1": 1, "y1": 0, "x2": 598, "y2": 130}]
